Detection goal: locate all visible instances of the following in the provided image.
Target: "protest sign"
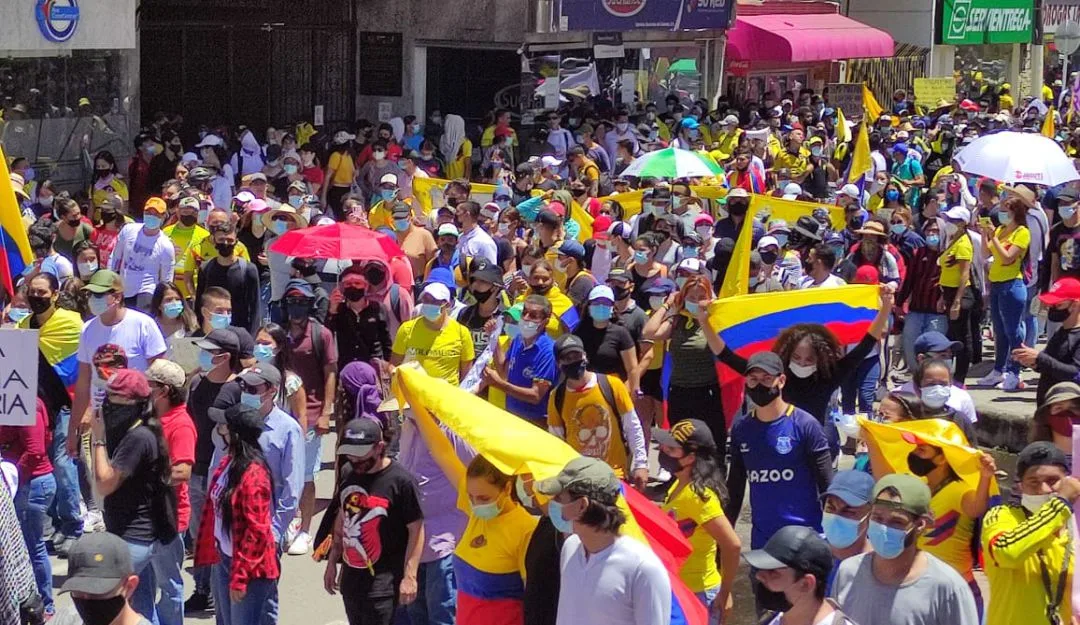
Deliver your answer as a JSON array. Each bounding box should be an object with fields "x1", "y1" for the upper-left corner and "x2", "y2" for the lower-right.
[
  {"x1": 914, "y1": 77, "x2": 957, "y2": 106},
  {"x1": 0, "y1": 329, "x2": 40, "y2": 426},
  {"x1": 828, "y1": 83, "x2": 864, "y2": 119}
]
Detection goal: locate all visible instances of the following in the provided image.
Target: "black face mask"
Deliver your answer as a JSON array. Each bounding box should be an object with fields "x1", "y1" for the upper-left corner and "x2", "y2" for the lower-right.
[
  {"x1": 102, "y1": 400, "x2": 145, "y2": 454},
  {"x1": 344, "y1": 287, "x2": 366, "y2": 302},
  {"x1": 1048, "y1": 306, "x2": 1073, "y2": 323},
  {"x1": 654, "y1": 230, "x2": 670, "y2": 242},
  {"x1": 612, "y1": 286, "x2": 632, "y2": 301},
  {"x1": 907, "y1": 451, "x2": 939, "y2": 477},
  {"x1": 531, "y1": 283, "x2": 552, "y2": 296},
  {"x1": 27, "y1": 295, "x2": 52, "y2": 315},
  {"x1": 215, "y1": 242, "x2": 236, "y2": 258},
  {"x1": 73, "y1": 595, "x2": 127, "y2": 625},
  {"x1": 756, "y1": 587, "x2": 793, "y2": 613},
  {"x1": 728, "y1": 202, "x2": 749, "y2": 217},
  {"x1": 759, "y1": 251, "x2": 779, "y2": 265},
  {"x1": 471, "y1": 288, "x2": 494, "y2": 304},
  {"x1": 179, "y1": 214, "x2": 198, "y2": 227},
  {"x1": 746, "y1": 382, "x2": 781, "y2": 408},
  {"x1": 66, "y1": 217, "x2": 82, "y2": 228},
  {"x1": 560, "y1": 360, "x2": 587, "y2": 380},
  {"x1": 446, "y1": 197, "x2": 460, "y2": 208},
  {"x1": 848, "y1": 217, "x2": 862, "y2": 231},
  {"x1": 657, "y1": 451, "x2": 685, "y2": 474},
  {"x1": 286, "y1": 303, "x2": 311, "y2": 320}
]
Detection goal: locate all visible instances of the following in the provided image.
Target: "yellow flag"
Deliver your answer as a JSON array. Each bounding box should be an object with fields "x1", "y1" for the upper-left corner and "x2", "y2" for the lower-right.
[
  {"x1": 862, "y1": 84, "x2": 884, "y2": 122},
  {"x1": 847, "y1": 119, "x2": 873, "y2": 185},
  {"x1": 718, "y1": 201, "x2": 752, "y2": 299},
  {"x1": 836, "y1": 107, "x2": 851, "y2": 144},
  {"x1": 1043, "y1": 107, "x2": 1057, "y2": 138}
]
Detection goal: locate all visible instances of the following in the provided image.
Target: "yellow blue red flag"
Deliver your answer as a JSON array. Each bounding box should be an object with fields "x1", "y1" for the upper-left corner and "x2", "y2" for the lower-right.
[{"x1": 0, "y1": 145, "x2": 33, "y2": 295}]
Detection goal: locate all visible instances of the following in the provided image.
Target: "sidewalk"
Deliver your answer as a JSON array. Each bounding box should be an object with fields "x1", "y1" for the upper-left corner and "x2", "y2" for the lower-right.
[{"x1": 965, "y1": 359, "x2": 1037, "y2": 453}]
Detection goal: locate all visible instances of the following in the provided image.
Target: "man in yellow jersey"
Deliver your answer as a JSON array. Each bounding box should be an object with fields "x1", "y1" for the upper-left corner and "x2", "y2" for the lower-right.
[
  {"x1": 390, "y1": 282, "x2": 475, "y2": 385},
  {"x1": 983, "y1": 442, "x2": 1078, "y2": 625},
  {"x1": 163, "y1": 197, "x2": 210, "y2": 300},
  {"x1": 182, "y1": 207, "x2": 250, "y2": 298},
  {"x1": 772, "y1": 129, "x2": 812, "y2": 186}
]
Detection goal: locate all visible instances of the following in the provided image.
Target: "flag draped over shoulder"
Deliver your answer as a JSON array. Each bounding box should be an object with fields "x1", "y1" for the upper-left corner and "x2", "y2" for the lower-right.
[
  {"x1": 393, "y1": 366, "x2": 708, "y2": 625},
  {"x1": 23, "y1": 308, "x2": 82, "y2": 393},
  {"x1": 0, "y1": 145, "x2": 34, "y2": 296}
]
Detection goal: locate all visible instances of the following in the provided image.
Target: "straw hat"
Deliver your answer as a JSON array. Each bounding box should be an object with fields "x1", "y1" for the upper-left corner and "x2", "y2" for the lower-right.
[
  {"x1": 260, "y1": 205, "x2": 309, "y2": 231},
  {"x1": 854, "y1": 221, "x2": 888, "y2": 238}
]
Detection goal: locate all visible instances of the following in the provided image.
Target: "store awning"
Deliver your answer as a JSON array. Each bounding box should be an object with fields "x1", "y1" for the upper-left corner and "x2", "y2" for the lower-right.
[{"x1": 726, "y1": 14, "x2": 894, "y2": 63}]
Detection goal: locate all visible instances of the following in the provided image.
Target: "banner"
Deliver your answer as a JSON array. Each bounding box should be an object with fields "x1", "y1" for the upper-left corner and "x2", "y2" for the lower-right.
[
  {"x1": 0, "y1": 329, "x2": 40, "y2": 426},
  {"x1": 828, "y1": 83, "x2": 865, "y2": 119},
  {"x1": 913, "y1": 77, "x2": 958, "y2": 105},
  {"x1": 558, "y1": 0, "x2": 734, "y2": 32},
  {"x1": 937, "y1": 0, "x2": 1036, "y2": 45}
]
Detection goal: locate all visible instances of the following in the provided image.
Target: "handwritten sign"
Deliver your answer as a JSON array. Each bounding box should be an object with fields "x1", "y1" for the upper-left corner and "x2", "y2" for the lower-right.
[
  {"x1": 914, "y1": 78, "x2": 957, "y2": 106},
  {"x1": 828, "y1": 83, "x2": 864, "y2": 119},
  {"x1": 0, "y1": 329, "x2": 39, "y2": 426}
]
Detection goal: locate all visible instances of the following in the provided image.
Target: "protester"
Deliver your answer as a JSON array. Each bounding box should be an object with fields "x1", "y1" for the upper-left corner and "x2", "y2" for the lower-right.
[
  {"x1": 54, "y1": 533, "x2": 153, "y2": 625},
  {"x1": 980, "y1": 196, "x2": 1031, "y2": 391},
  {"x1": 1014, "y1": 277, "x2": 1080, "y2": 404},
  {"x1": 894, "y1": 331, "x2": 977, "y2": 422},
  {"x1": 109, "y1": 197, "x2": 176, "y2": 311},
  {"x1": 819, "y1": 470, "x2": 875, "y2": 591}
]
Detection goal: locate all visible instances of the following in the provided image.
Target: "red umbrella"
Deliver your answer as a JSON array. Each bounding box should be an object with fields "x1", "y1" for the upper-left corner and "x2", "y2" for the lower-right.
[{"x1": 267, "y1": 223, "x2": 404, "y2": 260}]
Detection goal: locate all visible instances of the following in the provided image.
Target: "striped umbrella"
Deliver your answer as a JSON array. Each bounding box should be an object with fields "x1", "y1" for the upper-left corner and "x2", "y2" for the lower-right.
[{"x1": 620, "y1": 147, "x2": 723, "y2": 179}]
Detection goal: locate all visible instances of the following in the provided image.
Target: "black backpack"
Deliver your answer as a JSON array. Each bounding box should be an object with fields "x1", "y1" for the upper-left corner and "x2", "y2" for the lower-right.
[{"x1": 552, "y1": 373, "x2": 629, "y2": 457}]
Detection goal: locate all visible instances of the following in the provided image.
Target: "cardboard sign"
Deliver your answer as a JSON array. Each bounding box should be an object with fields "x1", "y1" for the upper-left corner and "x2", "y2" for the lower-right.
[
  {"x1": 914, "y1": 77, "x2": 957, "y2": 105},
  {"x1": 828, "y1": 83, "x2": 864, "y2": 119},
  {"x1": 0, "y1": 329, "x2": 40, "y2": 426}
]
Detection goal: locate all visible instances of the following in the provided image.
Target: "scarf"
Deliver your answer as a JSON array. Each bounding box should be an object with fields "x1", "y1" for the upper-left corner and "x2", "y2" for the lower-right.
[
  {"x1": 339, "y1": 361, "x2": 382, "y2": 422},
  {"x1": 440, "y1": 114, "x2": 466, "y2": 162}
]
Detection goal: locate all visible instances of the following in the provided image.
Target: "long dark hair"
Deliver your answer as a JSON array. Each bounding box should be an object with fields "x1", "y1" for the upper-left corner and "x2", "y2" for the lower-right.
[
  {"x1": 220, "y1": 420, "x2": 270, "y2": 532},
  {"x1": 93, "y1": 150, "x2": 119, "y2": 179},
  {"x1": 773, "y1": 323, "x2": 843, "y2": 381},
  {"x1": 684, "y1": 444, "x2": 729, "y2": 505},
  {"x1": 259, "y1": 322, "x2": 293, "y2": 405}
]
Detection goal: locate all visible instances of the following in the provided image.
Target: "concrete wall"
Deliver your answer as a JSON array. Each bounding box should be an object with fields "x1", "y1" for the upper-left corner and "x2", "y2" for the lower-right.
[
  {"x1": 845, "y1": 0, "x2": 936, "y2": 49},
  {"x1": 0, "y1": 0, "x2": 136, "y2": 54},
  {"x1": 354, "y1": 0, "x2": 529, "y2": 120}
]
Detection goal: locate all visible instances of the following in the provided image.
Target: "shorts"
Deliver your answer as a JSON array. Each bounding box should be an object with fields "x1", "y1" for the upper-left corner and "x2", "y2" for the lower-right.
[
  {"x1": 304, "y1": 429, "x2": 324, "y2": 482},
  {"x1": 641, "y1": 368, "x2": 663, "y2": 401}
]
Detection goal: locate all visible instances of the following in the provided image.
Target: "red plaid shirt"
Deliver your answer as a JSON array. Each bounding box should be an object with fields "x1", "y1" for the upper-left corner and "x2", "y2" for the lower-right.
[{"x1": 194, "y1": 457, "x2": 280, "y2": 591}]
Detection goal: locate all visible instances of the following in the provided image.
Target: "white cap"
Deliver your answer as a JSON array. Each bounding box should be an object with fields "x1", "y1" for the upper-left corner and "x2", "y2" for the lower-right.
[
  {"x1": 436, "y1": 224, "x2": 460, "y2": 237},
  {"x1": 334, "y1": 130, "x2": 356, "y2": 144},
  {"x1": 757, "y1": 235, "x2": 780, "y2": 251},
  {"x1": 943, "y1": 206, "x2": 971, "y2": 223},
  {"x1": 839, "y1": 184, "x2": 861, "y2": 199},
  {"x1": 722, "y1": 114, "x2": 740, "y2": 125},
  {"x1": 745, "y1": 128, "x2": 770, "y2": 141},
  {"x1": 588, "y1": 285, "x2": 615, "y2": 302},
  {"x1": 195, "y1": 134, "x2": 224, "y2": 148},
  {"x1": 234, "y1": 191, "x2": 256, "y2": 204},
  {"x1": 676, "y1": 258, "x2": 707, "y2": 274},
  {"x1": 379, "y1": 172, "x2": 399, "y2": 186},
  {"x1": 783, "y1": 183, "x2": 802, "y2": 197},
  {"x1": 181, "y1": 152, "x2": 200, "y2": 165},
  {"x1": 420, "y1": 282, "x2": 452, "y2": 304},
  {"x1": 541, "y1": 155, "x2": 563, "y2": 168},
  {"x1": 728, "y1": 187, "x2": 750, "y2": 199},
  {"x1": 895, "y1": 130, "x2": 909, "y2": 140}
]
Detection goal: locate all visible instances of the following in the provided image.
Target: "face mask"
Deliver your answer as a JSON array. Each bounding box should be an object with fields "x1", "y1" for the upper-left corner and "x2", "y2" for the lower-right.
[
  {"x1": 72, "y1": 595, "x2": 127, "y2": 625},
  {"x1": 657, "y1": 450, "x2": 686, "y2": 474},
  {"x1": 210, "y1": 312, "x2": 232, "y2": 330},
  {"x1": 27, "y1": 295, "x2": 52, "y2": 315},
  {"x1": 943, "y1": 221, "x2": 958, "y2": 237},
  {"x1": 759, "y1": 251, "x2": 778, "y2": 265},
  {"x1": 612, "y1": 286, "x2": 631, "y2": 302},
  {"x1": 586, "y1": 302, "x2": 615, "y2": 323},
  {"x1": 561, "y1": 360, "x2": 587, "y2": 380},
  {"x1": 616, "y1": 122, "x2": 629, "y2": 133},
  {"x1": 867, "y1": 520, "x2": 911, "y2": 559},
  {"x1": 547, "y1": 499, "x2": 574, "y2": 534},
  {"x1": 272, "y1": 221, "x2": 289, "y2": 235},
  {"x1": 22, "y1": 167, "x2": 36, "y2": 182},
  {"x1": 728, "y1": 202, "x2": 749, "y2": 217},
  {"x1": 756, "y1": 586, "x2": 794, "y2": 613},
  {"x1": 890, "y1": 223, "x2": 907, "y2": 236},
  {"x1": 162, "y1": 300, "x2": 184, "y2": 319},
  {"x1": 88, "y1": 295, "x2": 112, "y2": 317},
  {"x1": 373, "y1": 151, "x2": 387, "y2": 162},
  {"x1": 1048, "y1": 306, "x2": 1073, "y2": 323},
  {"x1": 685, "y1": 301, "x2": 701, "y2": 316},
  {"x1": 419, "y1": 303, "x2": 443, "y2": 321},
  {"x1": 633, "y1": 251, "x2": 649, "y2": 264},
  {"x1": 746, "y1": 382, "x2": 781, "y2": 408},
  {"x1": 289, "y1": 195, "x2": 303, "y2": 208},
  {"x1": 471, "y1": 499, "x2": 502, "y2": 520},
  {"x1": 504, "y1": 323, "x2": 520, "y2": 340},
  {"x1": 811, "y1": 146, "x2": 823, "y2": 157},
  {"x1": 907, "y1": 451, "x2": 940, "y2": 476},
  {"x1": 253, "y1": 343, "x2": 275, "y2": 362},
  {"x1": 681, "y1": 246, "x2": 699, "y2": 258},
  {"x1": 774, "y1": 234, "x2": 789, "y2": 248},
  {"x1": 1062, "y1": 204, "x2": 1078, "y2": 221},
  {"x1": 788, "y1": 362, "x2": 817, "y2": 378},
  {"x1": 241, "y1": 391, "x2": 263, "y2": 409},
  {"x1": 822, "y1": 512, "x2": 863, "y2": 548},
  {"x1": 216, "y1": 242, "x2": 236, "y2": 258},
  {"x1": 695, "y1": 226, "x2": 711, "y2": 240},
  {"x1": 649, "y1": 295, "x2": 666, "y2": 311},
  {"x1": 1022, "y1": 493, "x2": 1053, "y2": 514},
  {"x1": 344, "y1": 286, "x2": 367, "y2": 302},
  {"x1": 198, "y1": 350, "x2": 218, "y2": 371},
  {"x1": 380, "y1": 189, "x2": 396, "y2": 203},
  {"x1": 470, "y1": 288, "x2": 495, "y2": 305},
  {"x1": 520, "y1": 320, "x2": 540, "y2": 339},
  {"x1": 498, "y1": 222, "x2": 511, "y2": 235},
  {"x1": 998, "y1": 210, "x2": 1013, "y2": 225},
  {"x1": 284, "y1": 164, "x2": 299, "y2": 175},
  {"x1": 926, "y1": 234, "x2": 940, "y2": 249},
  {"x1": 920, "y1": 384, "x2": 950, "y2": 409},
  {"x1": 40, "y1": 196, "x2": 54, "y2": 208},
  {"x1": 144, "y1": 214, "x2": 163, "y2": 230},
  {"x1": 7, "y1": 304, "x2": 30, "y2": 323},
  {"x1": 531, "y1": 283, "x2": 552, "y2": 296},
  {"x1": 390, "y1": 217, "x2": 412, "y2": 232}
]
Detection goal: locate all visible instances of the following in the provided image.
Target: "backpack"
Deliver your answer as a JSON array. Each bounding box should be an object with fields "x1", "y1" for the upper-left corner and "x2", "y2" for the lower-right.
[{"x1": 553, "y1": 374, "x2": 629, "y2": 457}]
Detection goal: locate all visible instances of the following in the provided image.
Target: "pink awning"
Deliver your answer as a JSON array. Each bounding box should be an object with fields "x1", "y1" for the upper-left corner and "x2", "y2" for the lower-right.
[{"x1": 726, "y1": 14, "x2": 894, "y2": 63}]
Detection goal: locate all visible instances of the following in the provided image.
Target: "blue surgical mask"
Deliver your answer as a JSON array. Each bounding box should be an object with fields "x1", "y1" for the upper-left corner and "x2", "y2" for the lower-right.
[
  {"x1": 885, "y1": 189, "x2": 900, "y2": 202},
  {"x1": 675, "y1": 276, "x2": 688, "y2": 289},
  {"x1": 393, "y1": 218, "x2": 411, "y2": 231},
  {"x1": 143, "y1": 214, "x2": 163, "y2": 230},
  {"x1": 890, "y1": 223, "x2": 906, "y2": 235},
  {"x1": 22, "y1": 167, "x2": 35, "y2": 182},
  {"x1": 822, "y1": 512, "x2": 863, "y2": 549},
  {"x1": 811, "y1": 146, "x2": 823, "y2": 157},
  {"x1": 774, "y1": 234, "x2": 789, "y2": 248},
  {"x1": 198, "y1": 350, "x2": 217, "y2": 371},
  {"x1": 1061, "y1": 204, "x2": 1078, "y2": 221},
  {"x1": 380, "y1": 189, "x2": 395, "y2": 202},
  {"x1": 419, "y1": 303, "x2": 443, "y2": 321},
  {"x1": 162, "y1": 301, "x2": 184, "y2": 319},
  {"x1": 496, "y1": 199, "x2": 511, "y2": 210},
  {"x1": 998, "y1": 210, "x2": 1013, "y2": 225},
  {"x1": 272, "y1": 220, "x2": 289, "y2": 235},
  {"x1": 547, "y1": 499, "x2": 574, "y2": 534},
  {"x1": 240, "y1": 391, "x2": 263, "y2": 410},
  {"x1": 253, "y1": 344, "x2": 275, "y2": 362},
  {"x1": 471, "y1": 500, "x2": 501, "y2": 520},
  {"x1": 920, "y1": 383, "x2": 950, "y2": 409},
  {"x1": 289, "y1": 196, "x2": 303, "y2": 208},
  {"x1": 88, "y1": 295, "x2": 111, "y2": 317},
  {"x1": 926, "y1": 234, "x2": 940, "y2": 248},
  {"x1": 681, "y1": 246, "x2": 699, "y2": 258},
  {"x1": 867, "y1": 520, "x2": 910, "y2": 559},
  {"x1": 589, "y1": 304, "x2": 613, "y2": 321},
  {"x1": 520, "y1": 320, "x2": 540, "y2": 339},
  {"x1": 633, "y1": 251, "x2": 649, "y2": 264},
  {"x1": 210, "y1": 312, "x2": 232, "y2": 330},
  {"x1": 8, "y1": 307, "x2": 30, "y2": 323},
  {"x1": 685, "y1": 301, "x2": 700, "y2": 315},
  {"x1": 284, "y1": 164, "x2": 299, "y2": 175},
  {"x1": 504, "y1": 323, "x2": 520, "y2": 340}
]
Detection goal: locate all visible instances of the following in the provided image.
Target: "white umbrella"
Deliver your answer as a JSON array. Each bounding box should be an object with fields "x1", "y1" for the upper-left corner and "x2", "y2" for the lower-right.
[{"x1": 953, "y1": 131, "x2": 1079, "y2": 186}]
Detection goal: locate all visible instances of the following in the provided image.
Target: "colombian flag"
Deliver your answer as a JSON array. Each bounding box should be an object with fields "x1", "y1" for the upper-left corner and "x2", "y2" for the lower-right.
[
  {"x1": 0, "y1": 145, "x2": 33, "y2": 296},
  {"x1": 20, "y1": 307, "x2": 81, "y2": 396},
  {"x1": 393, "y1": 365, "x2": 708, "y2": 625}
]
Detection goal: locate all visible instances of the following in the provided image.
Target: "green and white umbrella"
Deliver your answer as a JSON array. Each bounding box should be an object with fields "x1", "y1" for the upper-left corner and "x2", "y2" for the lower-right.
[{"x1": 620, "y1": 147, "x2": 723, "y2": 179}]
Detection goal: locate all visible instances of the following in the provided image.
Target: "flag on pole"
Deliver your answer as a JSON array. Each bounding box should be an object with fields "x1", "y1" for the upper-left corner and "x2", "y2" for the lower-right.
[
  {"x1": 862, "y1": 84, "x2": 884, "y2": 122},
  {"x1": 836, "y1": 106, "x2": 852, "y2": 145},
  {"x1": 0, "y1": 145, "x2": 33, "y2": 296},
  {"x1": 718, "y1": 208, "x2": 753, "y2": 300},
  {"x1": 845, "y1": 120, "x2": 874, "y2": 186},
  {"x1": 1042, "y1": 107, "x2": 1057, "y2": 138}
]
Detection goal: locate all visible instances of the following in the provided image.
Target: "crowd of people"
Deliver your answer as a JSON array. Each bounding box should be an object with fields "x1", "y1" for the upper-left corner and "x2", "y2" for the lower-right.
[{"x1": 3, "y1": 81, "x2": 1080, "y2": 625}]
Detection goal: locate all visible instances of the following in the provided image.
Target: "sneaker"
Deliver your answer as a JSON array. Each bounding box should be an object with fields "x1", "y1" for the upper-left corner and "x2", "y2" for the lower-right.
[
  {"x1": 55, "y1": 536, "x2": 76, "y2": 559},
  {"x1": 184, "y1": 591, "x2": 214, "y2": 614},
  {"x1": 976, "y1": 370, "x2": 1004, "y2": 387},
  {"x1": 83, "y1": 510, "x2": 105, "y2": 533},
  {"x1": 288, "y1": 531, "x2": 312, "y2": 556},
  {"x1": 655, "y1": 468, "x2": 671, "y2": 482},
  {"x1": 999, "y1": 372, "x2": 1027, "y2": 391},
  {"x1": 285, "y1": 517, "x2": 301, "y2": 547}
]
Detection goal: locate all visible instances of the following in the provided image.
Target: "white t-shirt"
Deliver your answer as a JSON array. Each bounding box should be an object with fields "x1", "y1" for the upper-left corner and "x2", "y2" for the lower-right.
[
  {"x1": 77, "y1": 309, "x2": 168, "y2": 408},
  {"x1": 557, "y1": 534, "x2": 671, "y2": 625},
  {"x1": 39, "y1": 253, "x2": 74, "y2": 281},
  {"x1": 801, "y1": 274, "x2": 847, "y2": 289},
  {"x1": 109, "y1": 223, "x2": 176, "y2": 297},
  {"x1": 895, "y1": 380, "x2": 978, "y2": 423},
  {"x1": 458, "y1": 226, "x2": 498, "y2": 265}
]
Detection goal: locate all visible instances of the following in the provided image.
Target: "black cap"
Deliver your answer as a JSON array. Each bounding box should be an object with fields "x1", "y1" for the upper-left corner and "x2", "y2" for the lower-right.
[
  {"x1": 653, "y1": 419, "x2": 716, "y2": 451},
  {"x1": 1017, "y1": 442, "x2": 1069, "y2": 478},
  {"x1": 554, "y1": 334, "x2": 586, "y2": 359},
  {"x1": 606, "y1": 268, "x2": 632, "y2": 284},
  {"x1": 743, "y1": 525, "x2": 834, "y2": 582},
  {"x1": 61, "y1": 533, "x2": 134, "y2": 594},
  {"x1": 537, "y1": 209, "x2": 562, "y2": 227},
  {"x1": 337, "y1": 418, "x2": 383, "y2": 457},
  {"x1": 746, "y1": 351, "x2": 784, "y2": 376},
  {"x1": 794, "y1": 215, "x2": 823, "y2": 241},
  {"x1": 1058, "y1": 187, "x2": 1079, "y2": 204},
  {"x1": 239, "y1": 363, "x2": 282, "y2": 389},
  {"x1": 230, "y1": 327, "x2": 255, "y2": 359},
  {"x1": 194, "y1": 329, "x2": 241, "y2": 355},
  {"x1": 208, "y1": 402, "x2": 268, "y2": 428},
  {"x1": 470, "y1": 260, "x2": 503, "y2": 286}
]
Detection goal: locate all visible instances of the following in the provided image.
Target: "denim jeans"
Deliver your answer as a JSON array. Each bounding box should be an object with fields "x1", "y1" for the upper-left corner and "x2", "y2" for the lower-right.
[
  {"x1": 695, "y1": 584, "x2": 721, "y2": 624},
  {"x1": 15, "y1": 473, "x2": 56, "y2": 614},
  {"x1": 405, "y1": 554, "x2": 457, "y2": 625},
  {"x1": 990, "y1": 278, "x2": 1027, "y2": 375},
  {"x1": 131, "y1": 534, "x2": 185, "y2": 625},
  {"x1": 1024, "y1": 282, "x2": 1041, "y2": 349},
  {"x1": 901, "y1": 311, "x2": 948, "y2": 371},
  {"x1": 841, "y1": 356, "x2": 881, "y2": 415},
  {"x1": 262, "y1": 547, "x2": 283, "y2": 625},
  {"x1": 187, "y1": 473, "x2": 212, "y2": 595},
  {"x1": 212, "y1": 553, "x2": 278, "y2": 625},
  {"x1": 47, "y1": 407, "x2": 84, "y2": 537}
]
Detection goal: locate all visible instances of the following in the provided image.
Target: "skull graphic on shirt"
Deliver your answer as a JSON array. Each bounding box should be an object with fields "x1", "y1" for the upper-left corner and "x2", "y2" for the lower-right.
[{"x1": 340, "y1": 484, "x2": 390, "y2": 570}]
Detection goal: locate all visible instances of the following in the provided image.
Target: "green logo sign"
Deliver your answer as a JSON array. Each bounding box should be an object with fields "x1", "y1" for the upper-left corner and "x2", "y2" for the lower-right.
[{"x1": 938, "y1": 0, "x2": 1034, "y2": 45}]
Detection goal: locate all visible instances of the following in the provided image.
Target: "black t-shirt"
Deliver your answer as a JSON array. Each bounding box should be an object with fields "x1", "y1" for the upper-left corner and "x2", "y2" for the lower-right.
[
  {"x1": 104, "y1": 426, "x2": 168, "y2": 542},
  {"x1": 188, "y1": 376, "x2": 240, "y2": 474},
  {"x1": 338, "y1": 460, "x2": 423, "y2": 599},
  {"x1": 524, "y1": 516, "x2": 565, "y2": 625},
  {"x1": 574, "y1": 319, "x2": 635, "y2": 378},
  {"x1": 457, "y1": 304, "x2": 496, "y2": 355},
  {"x1": 614, "y1": 302, "x2": 647, "y2": 344},
  {"x1": 495, "y1": 237, "x2": 514, "y2": 269},
  {"x1": 197, "y1": 259, "x2": 262, "y2": 334},
  {"x1": 1048, "y1": 221, "x2": 1080, "y2": 281}
]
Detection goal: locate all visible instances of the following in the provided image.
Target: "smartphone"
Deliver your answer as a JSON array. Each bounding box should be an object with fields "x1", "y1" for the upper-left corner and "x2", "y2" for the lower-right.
[{"x1": 979, "y1": 216, "x2": 993, "y2": 229}]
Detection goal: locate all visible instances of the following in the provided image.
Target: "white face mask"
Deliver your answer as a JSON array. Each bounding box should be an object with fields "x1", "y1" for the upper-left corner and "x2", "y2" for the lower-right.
[
  {"x1": 695, "y1": 226, "x2": 711, "y2": 239},
  {"x1": 1021, "y1": 493, "x2": 1052, "y2": 513},
  {"x1": 788, "y1": 362, "x2": 817, "y2": 378}
]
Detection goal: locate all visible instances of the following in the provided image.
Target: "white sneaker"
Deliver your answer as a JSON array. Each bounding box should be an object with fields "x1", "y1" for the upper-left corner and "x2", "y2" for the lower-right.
[
  {"x1": 655, "y1": 468, "x2": 671, "y2": 482},
  {"x1": 999, "y1": 372, "x2": 1027, "y2": 391},
  {"x1": 285, "y1": 517, "x2": 301, "y2": 547},
  {"x1": 287, "y1": 531, "x2": 311, "y2": 556},
  {"x1": 83, "y1": 509, "x2": 105, "y2": 533},
  {"x1": 976, "y1": 370, "x2": 1004, "y2": 387}
]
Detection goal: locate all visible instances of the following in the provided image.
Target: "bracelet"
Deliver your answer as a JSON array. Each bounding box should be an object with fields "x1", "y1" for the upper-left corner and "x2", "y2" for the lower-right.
[{"x1": 92, "y1": 440, "x2": 107, "y2": 448}]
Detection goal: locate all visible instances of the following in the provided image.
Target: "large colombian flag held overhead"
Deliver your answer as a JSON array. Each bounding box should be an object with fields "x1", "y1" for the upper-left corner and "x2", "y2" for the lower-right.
[{"x1": 0, "y1": 145, "x2": 33, "y2": 296}]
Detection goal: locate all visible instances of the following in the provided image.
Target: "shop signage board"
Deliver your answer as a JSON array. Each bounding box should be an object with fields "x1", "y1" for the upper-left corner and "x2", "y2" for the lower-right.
[
  {"x1": 913, "y1": 78, "x2": 957, "y2": 105},
  {"x1": 0, "y1": 330, "x2": 39, "y2": 427},
  {"x1": 359, "y1": 32, "x2": 404, "y2": 97},
  {"x1": 559, "y1": 0, "x2": 733, "y2": 32},
  {"x1": 937, "y1": 0, "x2": 1036, "y2": 45},
  {"x1": 828, "y1": 83, "x2": 864, "y2": 119},
  {"x1": 0, "y1": 0, "x2": 134, "y2": 53}
]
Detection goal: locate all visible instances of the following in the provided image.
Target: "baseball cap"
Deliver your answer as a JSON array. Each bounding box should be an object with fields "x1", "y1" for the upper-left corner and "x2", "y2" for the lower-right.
[
  {"x1": 653, "y1": 418, "x2": 716, "y2": 451},
  {"x1": 757, "y1": 235, "x2": 780, "y2": 251},
  {"x1": 642, "y1": 277, "x2": 677, "y2": 295},
  {"x1": 728, "y1": 187, "x2": 750, "y2": 199},
  {"x1": 287, "y1": 180, "x2": 308, "y2": 194},
  {"x1": 694, "y1": 213, "x2": 715, "y2": 227},
  {"x1": 208, "y1": 402, "x2": 267, "y2": 427},
  {"x1": 143, "y1": 197, "x2": 168, "y2": 215},
  {"x1": 337, "y1": 418, "x2": 384, "y2": 457},
  {"x1": 379, "y1": 172, "x2": 399, "y2": 186},
  {"x1": 61, "y1": 533, "x2": 134, "y2": 594},
  {"x1": 178, "y1": 196, "x2": 200, "y2": 211},
  {"x1": 588, "y1": 285, "x2": 615, "y2": 303},
  {"x1": 1040, "y1": 278, "x2": 1080, "y2": 306},
  {"x1": 913, "y1": 331, "x2": 963, "y2": 355},
  {"x1": 194, "y1": 329, "x2": 241, "y2": 355},
  {"x1": 535, "y1": 456, "x2": 621, "y2": 500},
  {"x1": 421, "y1": 282, "x2": 452, "y2": 304},
  {"x1": 821, "y1": 470, "x2": 876, "y2": 507},
  {"x1": 554, "y1": 334, "x2": 587, "y2": 359},
  {"x1": 609, "y1": 221, "x2": 633, "y2": 241},
  {"x1": 742, "y1": 525, "x2": 833, "y2": 582},
  {"x1": 1017, "y1": 441, "x2": 1070, "y2": 478},
  {"x1": 284, "y1": 278, "x2": 316, "y2": 299},
  {"x1": 195, "y1": 134, "x2": 224, "y2": 148},
  {"x1": 722, "y1": 114, "x2": 740, "y2": 126},
  {"x1": 606, "y1": 268, "x2": 632, "y2": 284},
  {"x1": 676, "y1": 257, "x2": 707, "y2": 275},
  {"x1": 503, "y1": 302, "x2": 524, "y2": 322},
  {"x1": 106, "y1": 369, "x2": 151, "y2": 401},
  {"x1": 892, "y1": 142, "x2": 909, "y2": 154},
  {"x1": 839, "y1": 184, "x2": 861, "y2": 199},
  {"x1": 782, "y1": 183, "x2": 802, "y2": 198},
  {"x1": 145, "y1": 359, "x2": 186, "y2": 389},
  {"x1": 82, "y1": 270, "x2": 124, "y2": 295},
  {"x1": 470, "y1": 261, "x2": 503, "y2": 286},
  {"x1": 1058, "y1": 187, "x2": 1079, "y2": 204},
  {"x1": 436, "y1": 223, "x2": 460, "y2": 238},
  {"x1": 592, "y1": 215, "x2": 613, "y2": 240},
  {"x1": 242, "y1": 172, "x2": 268, "y2": 184},
  {"x1": 746, "y1": 352, "x2": 784, "y2": 376},
  {"x1": 558, "y1": 240, "x2": 586, "y2": 261},
  {"x1": 540, "y1": 155, "x2": 563, "y2": 168},
  {"x1": 239, "y1": 363, "x2": 283, "y2": 389},
  {"x1": 536, "y1": 209, "x2": 562, "y2": 227},
  {"x1": 943, "y1": 206, "x2": 971, "y2": 223},
  {"x1": 872, "y1": 473, "x2": 932, "y2": 517}
]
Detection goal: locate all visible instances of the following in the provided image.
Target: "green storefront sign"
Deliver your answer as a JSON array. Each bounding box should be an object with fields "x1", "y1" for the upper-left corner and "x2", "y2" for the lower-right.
[{"x1": 937, "y1": 0, "x2": 1035, "y2": 45}]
